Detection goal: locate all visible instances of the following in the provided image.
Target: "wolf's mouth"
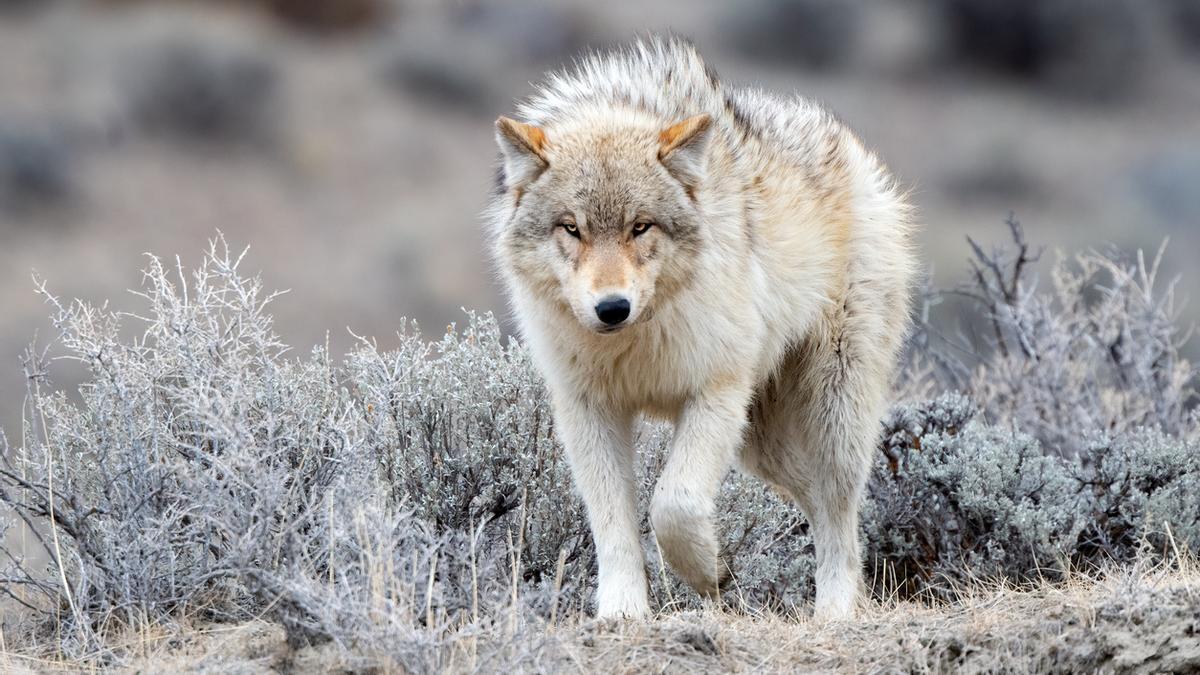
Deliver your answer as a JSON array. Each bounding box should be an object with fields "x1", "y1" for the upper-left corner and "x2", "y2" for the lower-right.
[{"x1": 595, "y1": 322, "x2": 631, "y2": 335}]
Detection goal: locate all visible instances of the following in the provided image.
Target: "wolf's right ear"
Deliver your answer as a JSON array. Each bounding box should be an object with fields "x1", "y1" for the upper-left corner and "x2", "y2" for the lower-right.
[
  {"x1": 495, "y1": 117, "x2": 549, "y2": 191},
  {"x1": 658, "y1": 114, "x2": 712, "y2": 191}
]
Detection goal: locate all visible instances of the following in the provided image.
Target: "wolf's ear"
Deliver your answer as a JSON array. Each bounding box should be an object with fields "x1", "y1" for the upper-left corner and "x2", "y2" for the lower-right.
[
  {"x1": 495, "y1": 117, "x2": 549, "y2": 191},
  {"x1": 658, "y1": 114, "x2": 712, "y2": 190}
]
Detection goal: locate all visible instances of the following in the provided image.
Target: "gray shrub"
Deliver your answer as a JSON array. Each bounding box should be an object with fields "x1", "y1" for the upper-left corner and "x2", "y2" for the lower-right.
[
  {"x1": 1076, "y1": 428, "x2": 1200, "y2": 562},
  {"x1": 867, "y1": 393, "x2": 1082, "y2": 597},
  {"x1": 0, "y1": 224, "x2": 1196, "y2": 662},
  {"x1": 908, "y1": 217, "x2": 1197, "y2": 456}
]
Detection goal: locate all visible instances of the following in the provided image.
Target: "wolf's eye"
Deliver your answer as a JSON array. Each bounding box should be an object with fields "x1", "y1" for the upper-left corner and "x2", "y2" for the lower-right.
[
  {"x1": 632, "y1": 221, "x2": 654, "y2": 237},
  {"x1": 559, "y1": 221, "x2": 580, "y2": 238}
]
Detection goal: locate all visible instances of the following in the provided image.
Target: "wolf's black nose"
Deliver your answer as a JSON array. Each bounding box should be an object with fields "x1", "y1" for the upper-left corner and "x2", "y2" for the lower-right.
[{"x1": 595, "y1": 297, "x2": 631, "y2": 326}]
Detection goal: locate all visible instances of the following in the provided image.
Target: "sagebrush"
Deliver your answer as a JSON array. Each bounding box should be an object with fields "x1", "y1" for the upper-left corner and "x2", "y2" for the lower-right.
[{"x1": 0, "y1": 222, "x2": 1196, "y2": 667}]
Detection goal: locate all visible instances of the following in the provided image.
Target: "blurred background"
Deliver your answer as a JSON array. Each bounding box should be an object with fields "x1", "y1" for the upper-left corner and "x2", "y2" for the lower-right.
[{"x1": 1, "y1": 0, "x2": 1198, "y2": 430}]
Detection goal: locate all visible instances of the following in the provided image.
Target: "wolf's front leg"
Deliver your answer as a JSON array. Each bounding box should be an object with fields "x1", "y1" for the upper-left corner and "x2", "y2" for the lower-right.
[
  {"x1": 553, "y1": 394, "x2": 648, "y2": 619},
  {"x1": 651, "y1": 381, "x2": 752, "y2": 598}
]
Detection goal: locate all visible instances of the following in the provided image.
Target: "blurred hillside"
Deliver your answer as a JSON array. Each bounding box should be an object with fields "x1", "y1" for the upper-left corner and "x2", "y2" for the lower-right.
[{"x1": 1, "y1": 0, "x2": 1198, "y2": 429}]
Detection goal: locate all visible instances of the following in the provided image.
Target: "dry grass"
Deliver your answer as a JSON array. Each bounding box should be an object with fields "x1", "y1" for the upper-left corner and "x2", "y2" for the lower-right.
[{"x1": 5, "y1": 558, "x2": 1196, "y2": 674}]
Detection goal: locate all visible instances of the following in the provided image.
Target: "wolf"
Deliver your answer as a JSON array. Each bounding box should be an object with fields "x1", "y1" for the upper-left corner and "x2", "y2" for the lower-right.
[{"x1": 486, "y1": 37, "x2": 916, "y2": 620}]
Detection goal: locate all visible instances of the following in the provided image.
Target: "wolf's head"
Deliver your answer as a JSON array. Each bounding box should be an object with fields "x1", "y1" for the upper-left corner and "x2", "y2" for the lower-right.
[{"x1": 491, "y1": 110, "x2": 712, "y2": 334}]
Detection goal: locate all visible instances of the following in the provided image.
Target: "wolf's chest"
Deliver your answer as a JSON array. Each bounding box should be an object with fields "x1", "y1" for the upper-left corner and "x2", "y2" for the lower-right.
[{"x1": 567, "y1": 320, "x2": 752, "y2": 413}]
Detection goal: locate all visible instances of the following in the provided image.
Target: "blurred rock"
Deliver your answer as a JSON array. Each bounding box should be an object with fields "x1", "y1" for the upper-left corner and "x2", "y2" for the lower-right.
[
  {"x1": 0, "y1": 0, "x2": 46, "y2": 16},
  {"x1": 1131, "y1": 149, "x2": 1200, "y2": 228},
  {"x1": 380, "y1": 47, "x2": 498, "y2": 116},
  {"x1": 933, "y1": 0, "x2": 1149, "y2": 100},
  {"x1": 95, "y1": 0, "x2": 391, "y2": 34},
  {"x1": 723, "y1": 0, "x2": 861, "y2": 70},
  {"x1": 260, "y1": 0, "x2": 389, "y2": 35},
  {"x1": 944, "y1": 156, "x2": 1044, "y2": 207},
  {"x1": 450, "y1": 1, "x2": 593, "y2": 65},
  {"x1": 1163, "y1": 0, "x2": 1200, "y2": 56},
  {"x1": 0, "y1": 127, "x2": 74, "y2": 218},
  {"x1": 126, "y1": 41, "x2": 280, "y2": 147},
  {"x1": 934, "y1": 0, "x2": 1044, "y2": 75}
]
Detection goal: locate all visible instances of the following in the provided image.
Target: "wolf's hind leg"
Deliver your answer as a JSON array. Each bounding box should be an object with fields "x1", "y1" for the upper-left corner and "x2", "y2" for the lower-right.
[
  {"x1": 651, "y1": 382, "x2": 752, "y2": 598},
  {"x1": 745, "y1": 337, "x2": 886, "y2": 620},
  {"x1": 804, "y1": 436, "x2": 872, "y2": 620}
]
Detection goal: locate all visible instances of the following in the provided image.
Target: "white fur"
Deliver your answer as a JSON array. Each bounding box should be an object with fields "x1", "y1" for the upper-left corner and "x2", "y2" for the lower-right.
[{"x1": 489, "y1": 38, "x2": 917, "y2": 620}]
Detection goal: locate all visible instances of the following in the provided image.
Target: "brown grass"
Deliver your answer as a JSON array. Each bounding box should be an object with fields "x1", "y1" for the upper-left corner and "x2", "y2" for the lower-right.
[{"x1": 5, "y1": 558, "x2": 1197, "y2": 674}]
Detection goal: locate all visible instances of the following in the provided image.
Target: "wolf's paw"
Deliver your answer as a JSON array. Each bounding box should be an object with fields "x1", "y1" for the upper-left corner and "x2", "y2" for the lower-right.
[
  {"x1": 813, "y1": 602, "x2": 856, "y2": 622},
  {"x1": 596, "y1": 605, "x2": 650, "y2": 621},
  {"x1": 597, "y1": 586, "x2": 650, "y2": 620},
  {"x1": 813, "y1": 588, "x2": 860, "y2": 622}
]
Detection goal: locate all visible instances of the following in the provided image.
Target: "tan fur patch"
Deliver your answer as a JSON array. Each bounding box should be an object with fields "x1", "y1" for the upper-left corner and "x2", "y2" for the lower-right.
[
  {"x1": 814, "y1": 135, "x2": 856, "y2": 294},
  {"x1": 496, "y1": 117, "x2": 548, "y2": 159},
  {"x1": 588, "y1": 247, "x2": 630, "y2": 291},
  {"x1": 658, "y1": 115, "x2": 712, "y2": 158},
  {"x1": 707, "y1": 370, "x2": 750, "y2": 394}
]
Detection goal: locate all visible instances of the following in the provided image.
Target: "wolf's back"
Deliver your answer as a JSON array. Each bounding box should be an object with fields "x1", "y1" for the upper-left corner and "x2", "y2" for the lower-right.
[{"x1": 516, "y1": 37, "x2": 725, "y2": 128}]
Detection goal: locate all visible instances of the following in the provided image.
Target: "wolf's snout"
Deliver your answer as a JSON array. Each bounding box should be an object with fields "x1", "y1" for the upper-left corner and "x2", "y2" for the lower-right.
[{"x1": 594, "y1": 296, "x2": 631, "y2": 326}]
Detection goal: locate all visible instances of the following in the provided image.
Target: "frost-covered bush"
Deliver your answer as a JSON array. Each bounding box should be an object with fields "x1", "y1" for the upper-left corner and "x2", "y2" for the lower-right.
[
  {"x1": 1076, "y1": 429, "x2": 1200, "y2": 563},
  {"x1": 344, "y1": 319, "x2": 591, "y2": 603},
  {"x1": 866, "y1": 393, "x2": 1083, "y2": 597},
  {"x1": 0, "y1": 241, "x2": 595, "y2": 659},
  {"x1": 1, "y1": 224, "x2": 1197, "y2": 663},
  {"x1": 1, "y1": 245, "x2": 352, "y2": 654},
  {"x1": 713, "y1": 471, "x2": 814, "y2": 611},
  {"x1": 862, "y1": 392, "x2": 1200, "y2": 600},
  {"x1": 910, "y1": 218, "x2": 1198, "y2": 456}
]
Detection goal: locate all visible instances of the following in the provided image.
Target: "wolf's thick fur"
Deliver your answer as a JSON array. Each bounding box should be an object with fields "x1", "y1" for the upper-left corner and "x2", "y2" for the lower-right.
[{"x1": 487, "y1": 38, "x2": 916, "y2": 620}]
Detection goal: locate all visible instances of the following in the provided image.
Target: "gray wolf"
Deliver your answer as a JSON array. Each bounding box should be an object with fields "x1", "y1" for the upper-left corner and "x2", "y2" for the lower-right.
[{"x1": 486, "y1": 37, "x2": 916, "y2": 620}]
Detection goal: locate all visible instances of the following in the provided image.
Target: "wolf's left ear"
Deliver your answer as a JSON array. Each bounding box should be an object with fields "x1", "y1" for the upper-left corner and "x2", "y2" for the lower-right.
[
  {"x1": 495, "y1": 117, "x2": 549, "y2": 191},
  {"x1": 658, "y1": 114, "x2": 713, "y2": 190}
]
